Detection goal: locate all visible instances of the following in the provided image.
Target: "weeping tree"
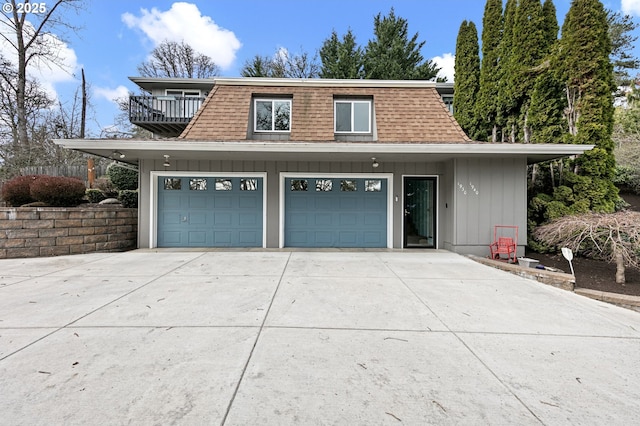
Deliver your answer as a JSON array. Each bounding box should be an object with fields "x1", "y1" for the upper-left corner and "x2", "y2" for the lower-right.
[{"x1": 534, "y1": 211, "x2": 640, "y2": 284}]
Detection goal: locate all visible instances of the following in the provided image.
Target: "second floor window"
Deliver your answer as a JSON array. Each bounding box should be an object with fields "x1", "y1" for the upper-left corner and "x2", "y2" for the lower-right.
[
  {"x1": 335, "y1": 100, "x2": 371, "y2": 133},
  {"x1": 255, "y1": 99, "x2": 291, "y2": 132}
]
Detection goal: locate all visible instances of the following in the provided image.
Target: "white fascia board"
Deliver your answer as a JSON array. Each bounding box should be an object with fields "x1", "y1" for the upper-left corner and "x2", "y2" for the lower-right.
[{"x1": 54, "y1": 139, "x2": 595, "y2": 156}]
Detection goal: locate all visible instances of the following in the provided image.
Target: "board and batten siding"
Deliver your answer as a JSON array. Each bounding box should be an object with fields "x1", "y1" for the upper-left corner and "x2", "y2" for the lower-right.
[{"x1": 452, "y1": 157, "x2": 527, "y2": 256}]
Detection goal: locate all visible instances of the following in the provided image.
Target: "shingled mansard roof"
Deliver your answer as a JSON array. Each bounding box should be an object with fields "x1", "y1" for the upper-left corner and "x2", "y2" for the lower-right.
[
  {"x1": 53, "y1": 78, "x2": 595, "y2": 164},
  {"x1": 180, "y1": 78, "x2": 471, "y2": 143}
]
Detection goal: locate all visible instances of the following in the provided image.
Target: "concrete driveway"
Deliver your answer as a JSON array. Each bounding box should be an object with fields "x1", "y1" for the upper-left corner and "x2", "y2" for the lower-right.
[{"x1": 1, "y1": 249, "x2": 639, "y2": 425}]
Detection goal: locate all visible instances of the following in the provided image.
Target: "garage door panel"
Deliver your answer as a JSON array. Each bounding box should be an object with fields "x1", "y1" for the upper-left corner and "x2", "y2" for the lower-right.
[
  {"x1": 214, "y1": 212, "x2": 232, "y2": 225},
  {"x1": 157, "y1": 176, "x2": 263, "y2": 248},
  {"x1": 314, "y1": 231, "x2": 333, "y2": 244},
  {"x1": 189, "y1": 212, "x2": 207, "y2": 225},
  {"x1": 285, "y1": 177, "x2": 387, "y2": 248},
  {"x1": 289, "y1": 214, "x2": 308, "y2": 226},
  {"x1": 188, "y1": 196, "x2": 207, "y2": 209},
  {"x1": 188, "y1": 231, "x2": 208, "y2": 245},
  {"x1": 161, "y1": 231, "x2": 183, "y2": 245},
  {"x1": 338, "y1": 231, "x2": 357, "y2": 245},
  {"x1": 213, "y1": 196, "x2": 233, "y2": 208},
  {"x1": 161, "y1": 195, "x2": 181, "y2": 209},
  {"x1": 239, "y1": 213, "x2": 258, "y2": 226},
  {"x1": 339, "y1": 213, "x2": 358, "y2": 226},
  {"x1": 238, "y1": 196, "x2": 258, "y2": 208},
  {"x1": 339, "y1": 197, "x2": 358, "y2": 209},
  {"x1": 364, "y1": 231, "x2": 384, "y2": 244},
  {"x1": 314, "y1": 213, "x2": 332, "y2": 226},
  {"x1": 213, "y1": 231, "x2": 232, "y2": 245},
  {"x1": 238, "y1": 231, "x2": 260, "y2": 244}
]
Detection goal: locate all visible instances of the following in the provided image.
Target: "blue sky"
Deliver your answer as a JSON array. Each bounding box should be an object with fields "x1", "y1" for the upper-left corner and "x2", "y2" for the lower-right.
[{"x1": 3, "y1": 0, "x2": 639, "y2": 135}]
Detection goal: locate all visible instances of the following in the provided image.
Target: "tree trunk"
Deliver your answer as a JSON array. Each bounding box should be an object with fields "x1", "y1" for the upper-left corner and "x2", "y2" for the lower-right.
[
  {"x1": 491, "y1": 125, "x2": 497, "y2": 143},
  {"x1": 14, "y1": 6, "x2": 29, "y2": 156},
  {"x1": 615, "y1": 249, "x2": 626, "y2": 285}
]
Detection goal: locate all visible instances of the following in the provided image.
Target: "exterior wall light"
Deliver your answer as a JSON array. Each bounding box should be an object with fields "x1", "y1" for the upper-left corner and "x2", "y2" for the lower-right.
[
  {"x1": 163, "y1": 154, "x2": 171, "y2": 167},
  {"x1": 371, "y1": 157, "x2": 379, "y2": 168},
  {"x1": 112, "y1": 151, "x2": 125, "y2": 159}
]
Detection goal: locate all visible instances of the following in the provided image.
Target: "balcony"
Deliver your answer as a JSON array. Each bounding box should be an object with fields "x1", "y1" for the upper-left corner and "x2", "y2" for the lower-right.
[{"x1": 129, "y1": 95, "x2": 205, "y2": 137}]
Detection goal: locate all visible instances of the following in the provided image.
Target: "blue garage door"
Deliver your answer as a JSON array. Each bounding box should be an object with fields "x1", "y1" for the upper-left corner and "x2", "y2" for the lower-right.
[
  {"x1": 285, "y1": 177, "x2": 387, "y2": 247},
  {"x1": 157, "y1": 176, "x2": 263, "y2": 247}
]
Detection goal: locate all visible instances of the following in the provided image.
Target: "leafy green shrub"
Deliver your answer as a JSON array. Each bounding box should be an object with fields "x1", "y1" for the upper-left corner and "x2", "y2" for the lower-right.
[
  {"x1": 1, "y1": 175, "x2": 42, "y2": 206},
  {"x1": 94, "y1": 177, "x2": 118, "y2": 197},
  {"x1": 107, "y1": 163, "x2": 138, "y2": 191},
  {"x1": 30, "y1": 176, "x2": 86, "y2": 207},
  {"x1": 118, "y1": 190, "x2": 138, "y2": 208},
  {"x1": 86, "y1": 189, "x2": 106, "y2": 204},
  {"x1": 614, "y1": 165, "x2": 640, "y2": 194}
]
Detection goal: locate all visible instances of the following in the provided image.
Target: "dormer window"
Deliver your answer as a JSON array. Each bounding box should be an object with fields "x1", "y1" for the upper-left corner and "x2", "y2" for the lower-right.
[
  {"x1": 254, "y1": 98, "x2": 291, "y2": 132},
  {"x1": 335, "y1": 99, "x2": 371, "y2": 133}
]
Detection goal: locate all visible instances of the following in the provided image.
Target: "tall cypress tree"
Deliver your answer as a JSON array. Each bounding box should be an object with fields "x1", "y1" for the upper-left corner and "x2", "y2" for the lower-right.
[
  {"x1": 363, "y1": 8, "x2": 440, "y2": 80},
  {"x1": 510, "y1": 0, "x2": 546, "y2": 143},
  {"x1": 454, "y1": 20, "x2": 481, "y2": 139},
  {"x1": 497, "y1": 0, "x2": 518, "y2": 142},
  {"x1": 319, "y1": 29, "x2": 364, "y2": 79},
  {"x1": 555, "y1": 0, "x2": 618, "y2": 212},
  {"x1": 541, "y1": 0, "x2": 559, "y2": 49},
  {"x1": 475, "y1": 0, "x2": 503, "y2": 142},
  {"x1": 529, "y1": 0, "x2": 563, "y2": 144}
]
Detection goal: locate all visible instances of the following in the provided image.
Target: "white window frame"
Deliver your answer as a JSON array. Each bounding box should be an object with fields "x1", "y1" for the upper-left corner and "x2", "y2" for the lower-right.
[
  {"x1": 334, "y1": 100, "x2": 372, "y2": 134},
  {"x1": 254, "y1": 98, "x2": 292, "y2": 133}
]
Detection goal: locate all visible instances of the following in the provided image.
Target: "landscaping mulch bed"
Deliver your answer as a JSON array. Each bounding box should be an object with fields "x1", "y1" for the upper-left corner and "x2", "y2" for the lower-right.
[{"x1": 527, "y1": 192, "x2": 640, "y2": 297}]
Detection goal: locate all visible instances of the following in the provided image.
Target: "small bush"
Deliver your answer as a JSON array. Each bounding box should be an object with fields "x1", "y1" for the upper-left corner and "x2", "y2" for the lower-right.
[
  {"x1": 30, "y1": 176, "x2": 86, "y2": 207},
  {"x1": 107, "y1": 163, "x2": 138, "y2": 191},
  {"x1": 94, "y1": 177, "x2": 118, "y2": 197},
  {"x1": 1, "y1": 175, "x2": 42, "y2": 206},
  {"x1": 86, "y1": 188, "x2": 106, "y2": 204},
  {"x1": 118, "y1": 190, "x2": 138, "y2": 208}
]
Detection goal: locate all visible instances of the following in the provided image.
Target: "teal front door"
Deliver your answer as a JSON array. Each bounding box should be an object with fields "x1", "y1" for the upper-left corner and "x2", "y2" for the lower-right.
[
  {"x1": 157, "y1": 176, "x2": 263, "y2": 247},
  {"x1": 285, "y1": 177, "x2": 387, "y2": 247}
]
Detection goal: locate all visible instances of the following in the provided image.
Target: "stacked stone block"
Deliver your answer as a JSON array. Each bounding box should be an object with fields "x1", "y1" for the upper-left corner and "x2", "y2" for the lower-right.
[{"x1": 0, "y1": 208, "x2": 137, "y2": 259}]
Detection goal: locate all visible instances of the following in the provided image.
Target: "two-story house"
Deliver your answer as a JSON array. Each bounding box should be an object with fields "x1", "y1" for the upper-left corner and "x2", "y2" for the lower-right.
[{"x1": 56, "y1": 77, "x2": 592, "y2": 255}]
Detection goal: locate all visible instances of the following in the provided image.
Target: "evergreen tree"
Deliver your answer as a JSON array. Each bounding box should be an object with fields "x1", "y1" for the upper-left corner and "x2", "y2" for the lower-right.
[
  {"x1": 541, "y1": 0, "x2": 559, "y2": 50},
  {"x1": 554, "y1": 0, "x2": 617, "y2": 212},
  {"x1": 453, "y1": 21, "x2": 481, "y2": 139},
  {"x1": 510, "y1": 0, "x2": 546, "y2": 143},
  {"x1": 528, "y1": 0, "x2": 562, "y2": 144},
  {"x1": 319, "y1": 29, "x2": 364, "y2": 79},
  {"x1": 475, "y1": 0, "x2": 503, "y2": 142},
  {"x1": 607, "y1": 10, "x2": 640, "y2": 87},
  {"x1": 497, "y1": 0, "x2": 518, "y2": 142},
  {"x1": 363, "y1": 8, "x2": 440, "y2": 80}
]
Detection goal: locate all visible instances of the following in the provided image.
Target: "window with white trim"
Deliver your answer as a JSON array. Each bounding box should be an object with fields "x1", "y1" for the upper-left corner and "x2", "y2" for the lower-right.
[
  {"x1": 254, "y1": 99, "x2": 291, "y2": 132},
  {"x1": 334, "y1": 100, "x2": 371, "y2": 133}
]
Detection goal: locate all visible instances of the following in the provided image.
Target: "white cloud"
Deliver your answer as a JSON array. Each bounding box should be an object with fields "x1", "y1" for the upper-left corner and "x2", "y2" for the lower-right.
[
  {"x1": 122, "y1": 2, "x2": 242, "y2": 70},
  {"x1": 94, "y1": 85, "x2": 130, "y2": 104},
  {"x1": 432, "y1": 53, "x2": 455, "y2": 83},
  {"x1": 0, "y1": 18, "x2": 78, "y2": 99},
  {"x1": 622, "y1": 0, "x2": 640, "y2": 15}
]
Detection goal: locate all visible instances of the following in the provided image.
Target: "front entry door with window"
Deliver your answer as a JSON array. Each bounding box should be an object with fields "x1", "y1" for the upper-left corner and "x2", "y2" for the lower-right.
[{"x1": 404, "y1": 177, "x2": 436, "y2": 248}]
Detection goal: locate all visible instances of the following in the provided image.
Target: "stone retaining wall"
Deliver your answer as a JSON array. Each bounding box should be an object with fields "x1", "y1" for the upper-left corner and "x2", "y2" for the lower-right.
[{"x1": 0, "y1": 207, "x2": 137, "y2": 259}]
